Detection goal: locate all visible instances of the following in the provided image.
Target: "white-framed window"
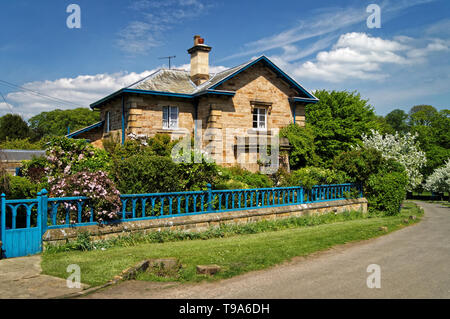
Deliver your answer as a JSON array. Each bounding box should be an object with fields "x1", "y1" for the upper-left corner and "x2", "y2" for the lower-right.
[
  {"x1": 163, "y1": 106, "x2": 179, "y2": 129},
  {"x1": 252, "y1": 107, "x2": 266, "y2": 130},
  {"x1": 105, "y1": 111, "x2": 110, "y2": 133}
]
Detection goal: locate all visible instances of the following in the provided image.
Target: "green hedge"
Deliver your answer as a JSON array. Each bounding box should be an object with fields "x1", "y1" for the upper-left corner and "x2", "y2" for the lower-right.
[{"x1": 366, "y1": 172, "x2": 408, "y2": 215}]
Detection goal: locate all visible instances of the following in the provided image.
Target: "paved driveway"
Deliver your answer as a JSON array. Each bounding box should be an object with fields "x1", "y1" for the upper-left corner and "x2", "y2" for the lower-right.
[
  {"x1": 0, "y1": 255, "x2": 87, "y2": 299},
  {"x1": 84, "y1": 201, "x2": 450, "y2": 299}
]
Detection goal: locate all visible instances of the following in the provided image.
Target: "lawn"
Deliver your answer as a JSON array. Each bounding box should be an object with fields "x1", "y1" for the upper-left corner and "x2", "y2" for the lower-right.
[{"x1": 41, "y1": 202, "x2": 423, "y2": 287}]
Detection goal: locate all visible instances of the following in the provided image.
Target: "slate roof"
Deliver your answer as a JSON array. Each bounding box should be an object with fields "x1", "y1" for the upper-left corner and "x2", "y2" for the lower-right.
[
  {"x1": 0, "y1": 149, "x2": 45, "y2": 161},
  {"x1": 127, "y1": 69, "x2": 196, "y2": 94},
  {"x1": 90, "y1": 55, "x2": 318, "y2": 108}
]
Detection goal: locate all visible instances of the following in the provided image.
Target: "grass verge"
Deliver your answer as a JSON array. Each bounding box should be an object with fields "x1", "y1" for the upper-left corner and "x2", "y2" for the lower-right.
[{"x1": 41, "y1": 201, "x2": 423, "y2": 287}]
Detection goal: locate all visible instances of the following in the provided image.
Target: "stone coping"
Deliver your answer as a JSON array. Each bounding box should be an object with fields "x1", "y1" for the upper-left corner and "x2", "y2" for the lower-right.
[{"x1": 43, "y1": 198, "x2": 367, "y2": 244}]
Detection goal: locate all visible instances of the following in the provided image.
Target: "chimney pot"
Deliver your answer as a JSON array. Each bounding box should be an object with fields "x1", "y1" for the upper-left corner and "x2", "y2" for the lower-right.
[{"x1": 188, "y1": 35, "x2": 212, "y2": 86}]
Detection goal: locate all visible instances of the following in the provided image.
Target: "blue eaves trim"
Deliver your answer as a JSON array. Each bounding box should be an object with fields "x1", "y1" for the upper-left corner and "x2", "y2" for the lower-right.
[
  {"x1": 209, "y1": 56, "x2": 318, "y2": 100},
  {"x1": 90, "y1": 88, "x2": 236, "y2": 109},
  {"x1": 66, "y1": 121, "x2": 104, "y2": 138},
  {"x1": 290, "y1": 97, "x2": 319, "y2": 103}
]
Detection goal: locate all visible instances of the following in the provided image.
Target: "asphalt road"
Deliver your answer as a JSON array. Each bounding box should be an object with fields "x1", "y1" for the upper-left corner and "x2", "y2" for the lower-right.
[{"x1": 85, "y1": 201, "x2": 450, "y2": 299}]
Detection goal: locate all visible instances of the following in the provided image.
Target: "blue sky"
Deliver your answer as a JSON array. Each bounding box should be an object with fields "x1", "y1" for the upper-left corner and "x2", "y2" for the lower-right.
[{"x1": 0, "y1": 0, "x2": 449, "y2": 118}]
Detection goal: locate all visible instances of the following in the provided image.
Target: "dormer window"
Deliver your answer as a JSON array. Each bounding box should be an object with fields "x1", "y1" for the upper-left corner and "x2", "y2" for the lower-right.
[{"x1": 163, "y1": 106, "x2": 179, "y2": 129}]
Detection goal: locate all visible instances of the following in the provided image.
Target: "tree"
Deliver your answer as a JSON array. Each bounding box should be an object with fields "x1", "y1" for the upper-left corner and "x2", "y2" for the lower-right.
[
  {"x1": 409, "y1": 105, "x2": 438, "y2": 127},
  {"x1": 0, "y1": 114, "x2": 31, "y2": 141},
  {"x1": 410, "y1": 109, "x2": 450, "y2": 177},
  {"x1": 358, "y1": 130, "x2": 426, "y2": 191},
  {"x1": 385, "y1": 109, "x2": 408, "y2": 134},
  {"x1": 424, "y1": 159, "x2": 450, "y2": 200},
  {"x1": 29, "y1": 108, "x2": 100, "y2": 138},
  {"x1": 306, "y1": 90, "x2": 379, "y2": 167},
  {"x1": 280, "y1": 123, "x2": 318, "y2": 169}
]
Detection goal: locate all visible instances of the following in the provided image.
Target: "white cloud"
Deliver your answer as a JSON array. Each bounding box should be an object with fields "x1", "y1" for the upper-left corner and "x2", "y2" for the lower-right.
[
  {"x1": 0, "y1": 70, "x2": 156, "y2": 119},
  {"x1": 292, "y1": 32, "x2": 448, "y2": 82},
  {"x1": 220, "y1": 0, "x2": 437, "y2": 62},
  {"x1": 0, "y1": 63, "x2": 228, "y2": 119},
  {"x1": 117, "y1": 0, "x2": 211, "y2": 55}
]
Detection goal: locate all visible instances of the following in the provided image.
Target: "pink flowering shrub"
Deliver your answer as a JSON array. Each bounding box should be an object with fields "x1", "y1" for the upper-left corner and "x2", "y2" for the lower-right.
[
  {"x1": 50, "y1": 171, "x2": 121, "y2": 223},
  {"x1": 45, "y1": 137, "x2": 111, "y2": 182}
]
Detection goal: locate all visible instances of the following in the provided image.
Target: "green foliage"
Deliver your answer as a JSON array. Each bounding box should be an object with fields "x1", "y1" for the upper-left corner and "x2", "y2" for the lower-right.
[
  {"x1": 409, "y1": 104, "x2": 438, "y2": 126},
  {"x1": 29, "y1": 108, "x2": 100, "y2": 138},
  {"x1": 366, "y1": 172, "x2": 408, "y2": 215},
  {"x1": 45, "y1": 136, "x2": 111, "y2": 179},
  {"x1": 409, "y1": 109, "x2": 450, "y2": 177},
  {"x1": 0, "y1": 138, "x2": 44, "y2": 150},
  {"x1": 283, "y1": 166, "x2": 348, "y2": 190},
  {"x1": 333, "y1": 148, "x2": 385, "y2": 183},
  {"x1": 385, "y1": 109, "x2": 408, "y2": 134},
  {"x1": 21, "y1": 156, "x2": 48, "y2": 184},
  {"x1": 111, "y1": 155, "x2": 181, "y2": 194},
  {"x1": 306, "y1": 90, "x2": 379, "y2": 167},
  {"x1": 280, "y1": 123, "x2": 318, "y2": 169},
  {"x1": 334, "y1": 147, "x2": 407, "y2": 215},
  {"x1": 177, "y1": 153, "x2": 220, "y2": 191},
  {"x1": 0, "y1": 168, "x2": 10, "y2": 195},
  {"x1": 216, "y1": 166, "x2": 273, "y2": 189},
  {"x1": 0, "y1": 114, "x2": 31, "y2": 141},
  {"x1": 107, "y1": 133, "x2": 178, "y2": 160},
  {"x1": 7, "y1": 176, "x2": 39, "y2": 199}
]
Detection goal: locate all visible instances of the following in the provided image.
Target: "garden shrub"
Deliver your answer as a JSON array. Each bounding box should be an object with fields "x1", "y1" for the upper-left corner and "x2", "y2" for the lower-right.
[
  {"x1": 45, "y1": 136, "x2": 111, "y2": 179},
  {"x1": 21, "y1": 155, "x2": 48, "y2": 184},
  {"x1": 280, "y1": 123, "x2": 319, "y2": 169},
  {"x1": 111, "y1": 154, "x2": 181, "y2": 194},
  {"x1": 49, "y1": 171, "x2": 121, "y2": 223},
  {"x1": 333, "y1": 148, "x2": 384, "y2": 183},
  {"x1": 176, "y1": 152, "x2": 221, "y2": 191},
  {"x1": 0, "y1": 167, "x2": 9, "y2": 195},
  {"x1": 7, "y1": 176, "x2": 40, "y2": 199},
  {"x1": 216, "y1": 166, "x2": 273, "y2": 189},
  {"x1": 284, "y1": 166, "x2": 348, "y2": 190},
  {"x1": 334, "y1": 147, "x2": 408, "y2": 215},
  {"x1": 0, "y1": 138, "x2": 44, "y2": 150},
  {"x1": 365, "y1": 171, "x2": 408, "y2": 215}
]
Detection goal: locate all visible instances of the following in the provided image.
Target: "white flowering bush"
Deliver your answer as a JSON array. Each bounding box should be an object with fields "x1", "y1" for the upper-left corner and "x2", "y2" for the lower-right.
[
  {"x1": 424, "y1": 159, "x2": 450, "y2": 195},
  {"x1": 357, "y1": 130, "x2": 426, "y2": 191}
]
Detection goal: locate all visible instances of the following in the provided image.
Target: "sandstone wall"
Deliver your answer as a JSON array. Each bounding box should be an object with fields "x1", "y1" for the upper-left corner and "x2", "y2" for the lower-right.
[{"x1": 43, "y1": 198, "x2": 368, "y2": 246}]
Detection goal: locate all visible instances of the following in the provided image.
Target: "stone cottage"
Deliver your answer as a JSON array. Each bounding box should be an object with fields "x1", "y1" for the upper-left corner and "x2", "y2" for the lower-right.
[{"x1": 68, "y1": 35, "x2": 318, "y2": 172}]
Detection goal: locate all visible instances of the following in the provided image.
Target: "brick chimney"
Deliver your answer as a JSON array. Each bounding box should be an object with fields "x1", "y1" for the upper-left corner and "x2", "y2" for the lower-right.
[{"x1": 187, "y1": 35, "x2": 212, "y2": 85}]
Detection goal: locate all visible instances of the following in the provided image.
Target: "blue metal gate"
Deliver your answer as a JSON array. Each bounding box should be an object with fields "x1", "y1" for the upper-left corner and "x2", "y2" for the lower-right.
[{"x1": 1, "y1": 193, "x2": 43, "y2": 258}]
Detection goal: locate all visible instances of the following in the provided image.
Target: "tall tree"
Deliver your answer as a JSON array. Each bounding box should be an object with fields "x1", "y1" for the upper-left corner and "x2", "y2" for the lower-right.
[
  {"x1": 29, "y1": 108, "x2": 100, "y2": 138},
  {"x1": 385, "y1": 109, "x2": 408, "y2": 134},
  {"x1": 0, "y1": 114, "x2": 31, "y2": 141},
  {"x1": 409, "y1": 104, "x2": 438, "y2": 126},
  {"x1": 306, "y1": 90, "x2": 379, "y2": 167},
  {"x1": 410, "y1": 108, "x2": 450, "y2": 177}
]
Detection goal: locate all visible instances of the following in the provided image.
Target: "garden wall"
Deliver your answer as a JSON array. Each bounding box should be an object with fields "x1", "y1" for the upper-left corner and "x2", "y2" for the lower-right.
[{"x1": 42, "y1": 198, "x2": 367, "y2": 247}]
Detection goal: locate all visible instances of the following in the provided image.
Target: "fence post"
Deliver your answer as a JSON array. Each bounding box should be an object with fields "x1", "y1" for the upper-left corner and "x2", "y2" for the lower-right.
[
  {"x1": 207, "y1": 183, "x2": 212, "y2": 212},
  {"x1": 40, "y1": 189, "x2": 48, "y2": 235},
  {"x1": 300, "y1": 187, "x2": 304, "y2": 204},
  {"x1": 1, "y1": 193, "x2": 6, "y2": 257}
]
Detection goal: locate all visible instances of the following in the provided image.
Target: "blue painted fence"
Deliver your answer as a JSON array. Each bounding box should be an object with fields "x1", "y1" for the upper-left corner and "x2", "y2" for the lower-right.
[{"x1": 1, "y1": 183, "x2": 361, "y2": 258}]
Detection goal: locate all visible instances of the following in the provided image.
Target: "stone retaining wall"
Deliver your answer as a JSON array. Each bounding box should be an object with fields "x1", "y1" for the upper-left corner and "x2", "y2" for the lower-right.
[{"x1": 43, "y1": 198, "x2": 368, "y2": 247}]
